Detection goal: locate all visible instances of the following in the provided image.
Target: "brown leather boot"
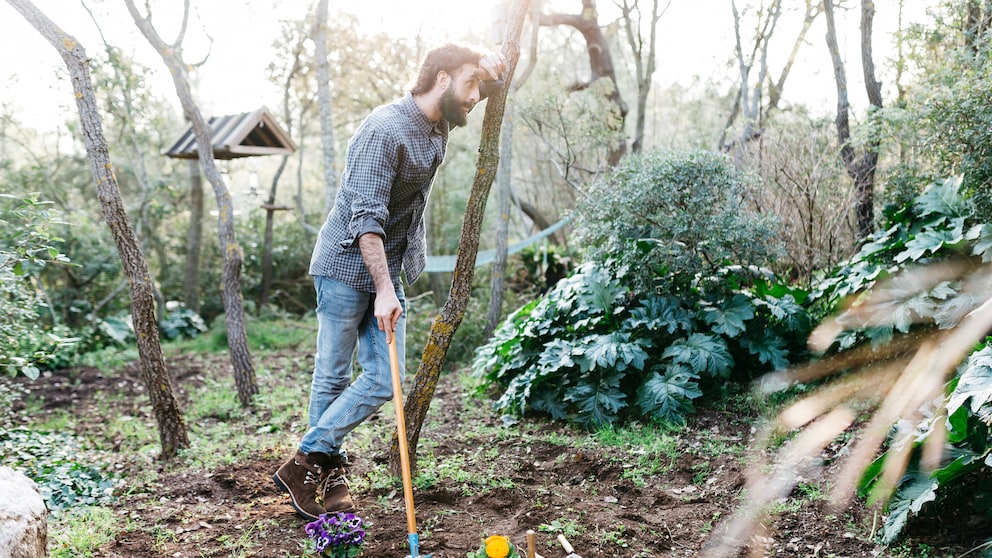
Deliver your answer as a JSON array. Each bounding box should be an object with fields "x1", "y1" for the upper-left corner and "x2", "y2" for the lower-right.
[
  {"x1": 273, "y1": 450, "x2": 331, "y2": 521},
  {"x1": 317, "y1": 454, "x2": 356, "y2": 513}
]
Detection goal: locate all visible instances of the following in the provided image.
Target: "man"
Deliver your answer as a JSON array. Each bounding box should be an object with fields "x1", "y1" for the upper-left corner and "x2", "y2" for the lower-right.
[{"x1": 273, "y1": 43, "x2": 506, "y2": 521}]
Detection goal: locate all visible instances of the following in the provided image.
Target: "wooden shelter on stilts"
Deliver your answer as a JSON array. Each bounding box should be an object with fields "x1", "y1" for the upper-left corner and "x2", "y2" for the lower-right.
[{"x1": 166, "y1": 107, "x2": 297, "y2": 312}]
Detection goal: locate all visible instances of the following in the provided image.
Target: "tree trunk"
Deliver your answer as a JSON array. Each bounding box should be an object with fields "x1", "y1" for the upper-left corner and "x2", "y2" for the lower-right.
[
  {"x1": 125, "y1": 0, "x2": 258, "y2": 406},
  {"x1": 824, "y1": 0, "x2": 882, "y2": 241},
  {"x1": 259, "y1": 205, "x2": 277, "y2": 311},
  {"x1": 485, "y1": 105, "x2": 514, "y2": 339},
  {"x1": 184, "y1": 159, "x2": 203, "y2": 312},
  {"x1": 315, "y1": 0, "x2": 338, "y2": 212},
  {"x1": 720, "y1": 0, "x2": 821, "y2": 152},
  {"x1": 260, "y1": 29, "x2": 305, "y2": 312},
  {"x1": 389, "y1": 0, "x2": 531, "y2": 475},
  {"x1": 541, "y1": 0, "x2": 628, "y2": 165},
  {"x1": 619, "y1": 0, "x2": 667, "y2": 154},
  {"x1": 294, "y1": 103, "x2": 320, "y2": 236},
  {"x1": 486, "y1": 0, "x2": 542, "y2": 339},
  {"x1": 7, "y1": 0, "x2": 189, "y2": 458}
]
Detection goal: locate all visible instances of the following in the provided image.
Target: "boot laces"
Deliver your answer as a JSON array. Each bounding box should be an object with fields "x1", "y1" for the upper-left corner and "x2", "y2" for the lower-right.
[
  {"x1": 301, "y1": 461, "x2": 323, "y2": 486},
  {"x1": 317, "y1": 467, "x2": 349, "y2": 500}
]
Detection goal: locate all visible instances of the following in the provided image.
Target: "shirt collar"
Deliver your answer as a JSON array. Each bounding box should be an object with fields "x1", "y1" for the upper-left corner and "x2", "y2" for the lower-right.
[{"x1": 402, "y1": 93, "x2": 447, "y2": 136}]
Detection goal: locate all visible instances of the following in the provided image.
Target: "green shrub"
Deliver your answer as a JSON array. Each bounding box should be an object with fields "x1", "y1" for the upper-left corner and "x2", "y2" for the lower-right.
[
  {"x1": 0, "y1": 428, "x2": 117, "y2": 513},
  {"x1": 0, "y1": 192, "x2": 76, "y2": 378},
  {"x1": 571, "y1": 149, "x2": 781, "y2": 293},
  {"x1": 809, "y1": 175, "x2": 988, "y2": 347},
  {"x1": 806, "y1": 175, "x2": 992, "y2": 542},
  {"x1": 473, "y1": 261, "x2": 809, "y2": 428},
  {"x1": 474, "y1": 149, "x2": 809, "y2": 428},
  {"x1": 158, "y1": 305, "x2": 208, "y2": 340}
]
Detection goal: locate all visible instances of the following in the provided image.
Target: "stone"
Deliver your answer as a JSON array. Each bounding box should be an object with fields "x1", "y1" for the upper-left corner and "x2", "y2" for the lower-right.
[{"x1": 0, "y1": 466, "x2": 47, "y2": 558}]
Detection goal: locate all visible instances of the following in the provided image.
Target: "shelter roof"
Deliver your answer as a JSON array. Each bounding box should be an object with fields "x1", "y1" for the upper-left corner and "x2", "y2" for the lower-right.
[{"x1": 165, "y1": 107, "x2": 295, "y2": 160}]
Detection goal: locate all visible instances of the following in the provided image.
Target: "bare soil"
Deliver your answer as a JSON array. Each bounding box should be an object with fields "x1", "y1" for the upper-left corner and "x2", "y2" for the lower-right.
[{"x1": 11, "y1": 352, "x2": 989, "y2": 557}]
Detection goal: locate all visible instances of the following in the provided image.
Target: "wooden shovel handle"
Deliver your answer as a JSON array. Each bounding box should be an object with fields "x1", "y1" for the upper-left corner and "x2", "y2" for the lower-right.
[
  {"x1": 557, "y1": 534, "x2": 574, "y2": 553},
  {"x1": 388, "y1": 339, "x2": 417, "y2": 536}
]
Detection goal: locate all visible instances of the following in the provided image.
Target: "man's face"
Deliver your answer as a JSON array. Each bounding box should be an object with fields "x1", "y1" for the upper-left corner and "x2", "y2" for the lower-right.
[{"x1": 440, "y1": 63, "x2": 481, "y2": 127}]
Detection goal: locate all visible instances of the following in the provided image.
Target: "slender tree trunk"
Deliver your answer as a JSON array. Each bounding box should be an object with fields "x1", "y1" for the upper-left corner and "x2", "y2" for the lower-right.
[
  {"x1": 486, "y1": 0, "x2": 542, "y2": 339},
  {"x1": 259, "y1": 207, "x2": 277, "y2": 311},
  {"x1": 315, "y1": 0, "x2": 338, "y2": 212},
  {"x1": 619, "y1": 0, "x2": 667, "y2": 154},
  {"x1": 82, "y1": 4, "x2": 169, "y2": 319},
  {"x1": 295, "y1": 102, "x2": 320, "y2": 236},
  {"x1": 485, "y1": 105, "x2": 514, "y2": 339},
  {"x1": 7, "y1": 0, "x2": 189, "y2": 458},
  {"x1": 260, "y1": 29, "x2": 305, "y2": 312},
  {"x1": 184, "y1": 159, "x2": 203, "y2": 312},
  {"x1": 720, "y1": 0, "x2": 820, "y2": 152},
  {"x1": 389, "y1": 0, "x2": 531, "y2": 475},
  {"x1": 125, "y1": 0, "x2": 258, "y2": 406},
  {"x1": 824, "y1": 0, "x2": 882, "y2": 240}
]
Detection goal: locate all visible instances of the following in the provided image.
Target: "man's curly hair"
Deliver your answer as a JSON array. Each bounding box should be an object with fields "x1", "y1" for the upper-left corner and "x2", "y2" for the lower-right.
[{"x1": 410, "y1": 42, "x2": 486, "y2": 96}]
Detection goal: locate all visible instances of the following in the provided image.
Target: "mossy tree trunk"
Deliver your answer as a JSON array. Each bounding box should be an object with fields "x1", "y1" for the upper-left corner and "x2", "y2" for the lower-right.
[
  {"x1": 389, "y1": 0, "x2": 532, "y2": 476},
  {"x1": 6, "y1": 0, "x2": 190, "y2": 458},
  {"x1": 125, "y1": 0, "x2": 258, "y2": 406}
]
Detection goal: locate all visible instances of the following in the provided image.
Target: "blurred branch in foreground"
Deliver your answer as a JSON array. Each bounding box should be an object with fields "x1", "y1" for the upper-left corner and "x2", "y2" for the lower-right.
[{"x1": 704, "y1": 259, "x2": 992, "y2": 557}]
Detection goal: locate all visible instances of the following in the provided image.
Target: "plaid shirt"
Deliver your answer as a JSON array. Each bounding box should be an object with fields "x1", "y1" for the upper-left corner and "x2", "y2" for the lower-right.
[{"x1": 309, "y1": 93, "x2": 449, "y2": 292}]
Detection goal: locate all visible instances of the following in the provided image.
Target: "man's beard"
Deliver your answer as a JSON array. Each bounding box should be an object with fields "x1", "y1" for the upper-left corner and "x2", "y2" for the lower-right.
[{"x1": 440, "y1": 87, "x2": 473, "y2": 127}]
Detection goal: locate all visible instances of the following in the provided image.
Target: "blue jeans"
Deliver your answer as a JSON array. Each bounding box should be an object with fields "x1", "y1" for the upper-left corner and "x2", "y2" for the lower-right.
[{"x1": 299, "y1": 276, "x2": 406, "y2": 456}]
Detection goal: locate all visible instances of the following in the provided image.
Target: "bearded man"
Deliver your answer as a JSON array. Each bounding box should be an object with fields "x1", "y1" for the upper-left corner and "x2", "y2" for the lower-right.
[{"x1": 273, "y1": 42, "x2": 506, "y2": 521}]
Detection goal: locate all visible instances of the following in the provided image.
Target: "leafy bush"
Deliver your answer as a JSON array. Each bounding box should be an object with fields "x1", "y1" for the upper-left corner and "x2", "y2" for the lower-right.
[
  {"x1": 158, "y1": 305, "x2": 207, "y2": 340},
  {"x1": 809, "y1": 175, "x2": 988, "y2": 347},
  {"x1": 571, "y1": 149, "x2": 781, "y2": 292},
  {"x1": 474, "y1": 262, "x2": 810, "y2": 428},
  {"x1": 856, "y1": 342, "x2": 992, "y2": 544},
  {"x1": 916, "y1": 22, "x2": 992, "y2": 222},
  {"x1": 0, "y1": 192, "x2": 76, "y2": 378},
  {"x1": 473, "y1": 150, "x2": 806, "y2": 428},
  {"x1": 806, "y1": 176, "x2": 992, "y2": 542}
]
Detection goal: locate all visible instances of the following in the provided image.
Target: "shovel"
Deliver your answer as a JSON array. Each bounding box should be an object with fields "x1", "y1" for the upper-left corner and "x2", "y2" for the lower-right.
[
  {"x1": 556, "y1": 534, "x2": 583, "y2": 558},
  {"x1": 388, "y1": 338, "x2": 433, "y2": 558}
]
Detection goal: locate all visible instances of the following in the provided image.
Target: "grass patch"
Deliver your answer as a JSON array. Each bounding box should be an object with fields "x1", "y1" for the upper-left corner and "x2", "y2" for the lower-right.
[
  {"x1": 164, "y1": 315, "x2": 317, "y2": 355},
  {"x1": 50, "y1": 505, "x2": 119, "y2": 558},
  {"x1": 73, "y1": 346, "x2": 139, "y2": 370},
  {"x1": 595, "y1": 424, "x2": 681, "y2": 487}
]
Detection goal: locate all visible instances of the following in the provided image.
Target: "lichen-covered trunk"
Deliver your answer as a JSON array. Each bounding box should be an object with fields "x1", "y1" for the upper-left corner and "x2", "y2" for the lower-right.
[
  {"x1": 7, "y1": 0, "x2": 190, "y2": 458},
  {"x1": 389, "y1": 0, "x2": 532, "y2": 476}
]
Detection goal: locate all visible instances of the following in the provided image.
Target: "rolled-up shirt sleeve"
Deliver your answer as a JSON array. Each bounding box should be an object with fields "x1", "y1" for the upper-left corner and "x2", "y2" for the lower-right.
[{"x1": 341, "y1": 126, "x2": 397, "y2": 247}]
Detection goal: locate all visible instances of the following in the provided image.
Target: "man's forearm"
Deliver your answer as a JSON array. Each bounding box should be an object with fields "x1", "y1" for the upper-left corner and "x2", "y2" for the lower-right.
[{"x1": 358, "y1": 233, "x2": 393, "y2": 293}]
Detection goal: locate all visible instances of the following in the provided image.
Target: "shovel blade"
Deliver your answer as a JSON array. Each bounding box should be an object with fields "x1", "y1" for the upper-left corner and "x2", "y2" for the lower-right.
[{"x1": 406, "y1": 533, "x2": 433, "y2": 558}]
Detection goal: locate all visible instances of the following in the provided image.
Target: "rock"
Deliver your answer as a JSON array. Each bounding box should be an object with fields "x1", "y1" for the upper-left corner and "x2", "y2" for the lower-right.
[{"x1": 0, "y1": 466, "x2": 47, "y2": 558}]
